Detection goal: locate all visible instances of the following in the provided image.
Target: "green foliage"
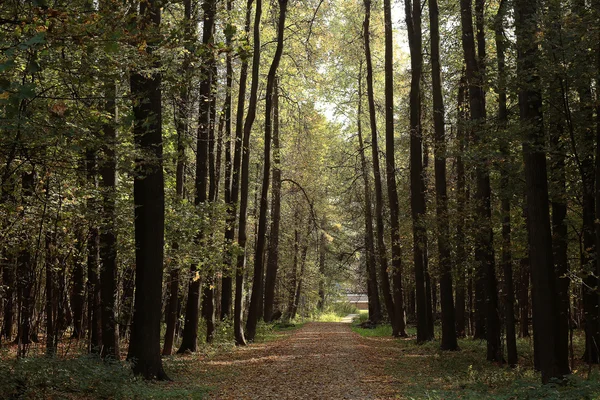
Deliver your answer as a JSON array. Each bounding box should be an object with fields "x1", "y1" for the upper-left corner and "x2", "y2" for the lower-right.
[{"x1": 0, "y1": 355, "x2": 209, "y2": 399}]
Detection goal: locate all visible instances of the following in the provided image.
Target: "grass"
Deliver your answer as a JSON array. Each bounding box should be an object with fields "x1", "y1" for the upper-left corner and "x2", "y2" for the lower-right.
[
  {"x1": 352, "y1": 316, "x2": 600, "y2": 399},
  {"x1": 0, "y1": 318, "x2": 307, "y2": 399}
]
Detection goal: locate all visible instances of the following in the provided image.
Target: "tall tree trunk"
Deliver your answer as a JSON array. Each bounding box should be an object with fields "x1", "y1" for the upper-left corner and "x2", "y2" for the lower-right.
[
  {"x1": 545, "y1": 0, "x2": 570, "y2": 373},
  {"x1": 382, "y1": 0, "x2": 406, "y2": 338},
  {"x1": 405, "y1": 0, "x2": 426, "y2": 342},
  {"x1": 126, "y1": 0, "x2": 168, "y2": 380},
  {"x1": 429, "y1": 0, "x2": 457, "y2": 351},
  {"x1": 363, "y1": 0, "x2": 395, "y2": 327},
  {"x1": 317, "y1": 218, "x2": 326, "y2": 310},
  {"x1": 357, "y1": 65, "x2": 382, "y2": 323},
  {"x1": 515, "y1": 0, "x2": 567, "y2": 382},
  {"x1": 571, "y1": 0, "x2": 599, "y2": 365},
  {"x1": 70, "y1": 219, "x2": 85, "y2": 339},
  {"x1": 246, "y1": 0, "x2": 288, "y2": 341},
  {"x1": 455, "y1": 75, "x2": 467, "y2": 338},
  {"x1": 200, "y1": 0, "x2": 217, "y2": 345},
  {"x1": 221, "y1": 0, "x2": 235, "y2": 321},
  {"x1": 287, "y1": 227, "x2": 300, "y2": 318},
  {"x1": 235, "y1": 0, "x2": 262, "y2": 345},
  {"x1": 495, "y1": 0, "x2": 517, "y2": 366},
  {"x1": 2, "y1": 254, "x2": 15, "y2": 341},
  {"x1": 45, "y1": 231, "x2": 56, "y2": 356},
  {"x1": 86, "y1": 150, "x2": 101, "y2": 353},
  {"x1": 264, "y1": 77, "x2": 281, "y2": 322},
  {"x1": 460, "y1": 0, "x2": 501, "y2": 360},
  {"x1": 16, "y1": 171, "x2": 34, "y2": 354},
  {"x1": 164, "y1": 0, "x2": 192, "y2": 355},
  {"x1": 99, "y1": 75, "x2": 119, "y2": 359}
]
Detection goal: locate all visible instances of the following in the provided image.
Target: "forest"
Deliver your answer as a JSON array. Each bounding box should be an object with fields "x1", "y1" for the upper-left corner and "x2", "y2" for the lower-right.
[{"x1": 1, "y1": 0, "x2": 600, "y2": 398}]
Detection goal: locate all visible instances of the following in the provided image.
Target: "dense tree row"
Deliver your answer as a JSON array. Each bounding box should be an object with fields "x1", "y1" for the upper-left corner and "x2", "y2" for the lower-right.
[{"x1": 1, "y1": 0, "x2": 600, "y2": 385}]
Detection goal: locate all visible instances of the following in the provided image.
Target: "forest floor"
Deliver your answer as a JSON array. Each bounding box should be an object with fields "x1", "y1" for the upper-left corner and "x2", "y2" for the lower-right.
[{"x1": 199, "y1": 320, "x2": 400, "y2": 399}]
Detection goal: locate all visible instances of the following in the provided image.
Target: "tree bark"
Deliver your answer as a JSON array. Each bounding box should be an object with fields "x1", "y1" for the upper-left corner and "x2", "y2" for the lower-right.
[
  {"x1": 235, "y1": 0, "x2": 262, "y2": 346},
  {"x1": 429, "y1": 0, "x2": 457, "y2": 351},
  {"x1": 220, "y1": 0, "x2": 235, "y2": 320},
  {"x1": 455, "y1": 74, "x2": 467, "y2": 338},
  {"x1": 246, "y1": 0, "x2": 288, "y2": 341},
  {"x1": 264, "y1": 77, "x2": 282, "y2": 322},
  {"x1": 85, "y1": 150, "x2": 101, "y2": 353},
  {"x1": 460, "y1": 0, "x2": 501, "y2": 360},
  {"x1": 357, "y1": 65, "x2": 382, "y2": 323},
  {"x1": 495, "y1": 0, "x2": 516, "y2": 366},
  {"x1": 405, "y1": 0, "x2": 426, "y2": 342},
  {"x1": 126, "y1": 0, "x2": 168, "y2": 380},
  {"x1": 363, "y1": 0, "x2": 395, "y2": 327},
  {"x1": 515, "y1": 0, "x2": 567, "y2": 382},
  {"x1": 99, "y1": 75, "x2": 119, "y2": 359}
]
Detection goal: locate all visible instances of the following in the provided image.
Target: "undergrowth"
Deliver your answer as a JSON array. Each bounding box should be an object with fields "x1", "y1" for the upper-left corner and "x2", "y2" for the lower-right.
[{"x1": 352, "y1": 316, "x2": 600, "y2": 399}]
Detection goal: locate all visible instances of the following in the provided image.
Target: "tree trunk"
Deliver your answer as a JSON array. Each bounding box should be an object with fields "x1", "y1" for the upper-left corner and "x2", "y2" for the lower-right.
[
  {"x1": 405, "y1": 0, "x2": 426, "y2": 342},
  {"x1": 235, "y1": 0, "x2": 262, "y2": 346},
  {"x1": 545, "y1": 0, "x2": 570, "y2": 373},
  {"x1": 363, "y1": 0, "x2": 395, "y2": 328},
  {"x1": 201, "y1": 0, "x2": 217, "y2": 345},
  {"x1": 220, "y1": 0, "x2": 235, "y2": 321},
  {"x1": 246, "y1": 0, "x2": 288, "y2": 342},
  {"x1": 460, "y1": 0, "x2": 501, "y2": 360},
  {"x1": 99, "y1": 76, "x2": 119, "y2": 359},
  {"x1": 126, "y1": 0, "x2": 168, "y2": 380},
  {"x1": 455, "y1": 75, "x2": 467, "y2": 338},
  {"x1": 264, "y1": 77, "x2": 282, "y2": 323},
  {"x1": 85, "y1": 150, "x2": 101, "y2": 353},
  {"x1": 382, "y1": 0, "x2": 406, "y2": 338},
  {"x1": 429, "y1": 0, "x2": 457, "y2": 351},
  {"x1": 515, "y1": 0, "x2": 567, "y2": 382},
  {"x1": 357, "y1": 65, "x2": 382, "y2": 323},
  {"x1": 495, "y1": 0, "x2": 516, "y2": 366}
]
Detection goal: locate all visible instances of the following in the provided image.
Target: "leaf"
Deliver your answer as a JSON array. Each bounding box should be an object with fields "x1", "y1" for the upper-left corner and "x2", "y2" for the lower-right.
[{"x1": 0, "y1": 59, "x2": 16, "y2": 73}]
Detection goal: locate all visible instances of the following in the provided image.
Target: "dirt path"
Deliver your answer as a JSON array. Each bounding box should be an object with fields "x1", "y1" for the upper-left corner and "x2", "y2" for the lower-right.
[{"x1": 203, "y1": 321, "x2": 401, "y2": 399}]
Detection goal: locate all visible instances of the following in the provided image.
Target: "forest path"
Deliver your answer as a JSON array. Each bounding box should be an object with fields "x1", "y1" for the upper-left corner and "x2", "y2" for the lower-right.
[{"x1": 204, "y1": 321, "x2": 401, "y2": 399}]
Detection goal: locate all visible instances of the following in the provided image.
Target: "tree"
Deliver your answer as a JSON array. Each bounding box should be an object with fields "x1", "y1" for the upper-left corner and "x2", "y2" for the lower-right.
[
  {"x1": 405, "y1": 0, "x2": 427, "y2": 342},
  {"x1": 429, "y1": 0, "x2": 457, "y2": 351},
  {"x1": 459, "y1": 0, "x2": 501, "y2": 361},
  {"x1": 126, "y1": 0, "x2": 168, "y2": 380},
  {"x1": 263, "y1": 76, "x2": 282, "y2": 323},
  {"x1": 363, "y1": 0, "x2": 395, "y2": 328},
  {"x1": 514, "y1": 0, "x2": 568, "y2": 383},
  {"x1": 246, "y1": 0, "x2": 289, "y2": 341}
]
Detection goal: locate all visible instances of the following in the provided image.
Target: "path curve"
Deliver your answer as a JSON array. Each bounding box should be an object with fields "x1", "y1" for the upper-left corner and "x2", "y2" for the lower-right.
[{"x1": 205, "y1": 321, "x2": 399, "y2": 399}]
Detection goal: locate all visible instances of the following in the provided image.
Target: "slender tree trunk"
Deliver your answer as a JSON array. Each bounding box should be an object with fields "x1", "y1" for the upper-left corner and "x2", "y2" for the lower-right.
[
  {"x1": 455, "y1": 75, "x2": 467, "y2": 338},
  {"x1": 264, "y1": 77, "x2": 282, "y2": 322},
  {"x1": 45, "y1": 231, "x2": 56, "y2": 356},
  {"x1": 515, "y1": 0, "x2": 567, "y2": 382},
  {"x1": 357, "y1": 66, "x2": 381, "y2": 323},
  {"x1": 99, "y1": 75, "x2": 119, "y2": 359},
  {"x1": 287, "y1": 227, "x2": 300, "y2": 318},
  {"x1": 382, "y1": 0, "x2": 406, "y2": 338},
  {"x1": 246, "y1": 0, "x2": 288, "y2": 342},
  {"x1": 317, "y1": 218, "x2": 326, "y2": 310},
  {"x1": 405, "y1": 0, "x2": 426, "y2": 342},
  {"x1": 363, "y1": 0, "x2": 395, "y2": 327},
  {"x1": 2, "y1": 254, "x2": 15, "y2": 341},
  {"x1": 235, "y1": 0, "x2": 262, "y2": 345},
  {"x1": 221, "y1": 0, "x2": 235, "y2": 321},
  {"x1": 201, "y1": 0, "x2": 218, "y2": 345},
  {"x1": 460, "y1": 0, "x2": 501, "y2": 360},
  {"x1": 495, "y1": 0, "x2": 516, "y2": 366},
  {"x1": 126, "y1": 0, "x2": 168, "y2": 380},
  {"x1": 86, "y1": 151, "x2": 101, "y2": 353},
  {"x1": 70, "y1": 220, "x2": 85, "y2": 339},
  {"x1": 545, "y1": 0, "x2": 570, "y2": 373},
  {"x1": 429, "y1": 0, "x2": 457, "y2": 351}
]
